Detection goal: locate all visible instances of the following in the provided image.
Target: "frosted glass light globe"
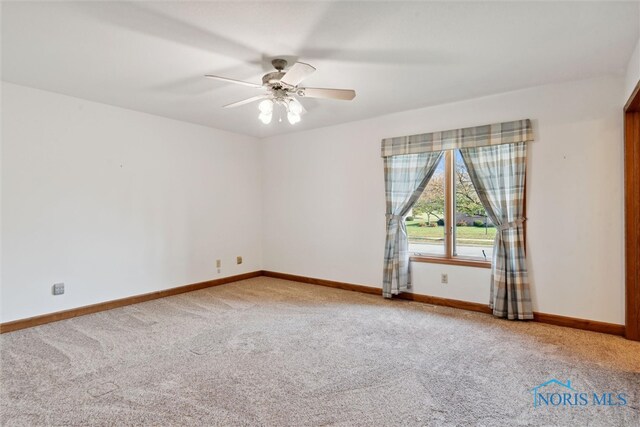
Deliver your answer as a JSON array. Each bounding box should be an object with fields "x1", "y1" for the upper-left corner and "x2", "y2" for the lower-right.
[
  {"x1": 289, "y1": 100, "x2": 303, "y2": 115},
  {"x1": 258, "y1": 112, "x2": 272, "y2": 124},
  {"x1": 287, "y1": 112, "x2": 301, "y2": 124},
  {"x1": 258, "y1": 99, "x2": 274, "y2": 113}
]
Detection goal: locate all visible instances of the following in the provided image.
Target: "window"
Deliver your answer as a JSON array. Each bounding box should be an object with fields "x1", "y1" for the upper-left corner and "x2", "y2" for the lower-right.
[{"x1": 407, "y1": 150, "x2": 494, "y2": 267}]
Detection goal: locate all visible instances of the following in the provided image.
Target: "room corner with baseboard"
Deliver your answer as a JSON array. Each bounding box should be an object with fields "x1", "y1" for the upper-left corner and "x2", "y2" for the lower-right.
[{"x1": 1, "y1": 2, "x2": 640, "y2": 426}]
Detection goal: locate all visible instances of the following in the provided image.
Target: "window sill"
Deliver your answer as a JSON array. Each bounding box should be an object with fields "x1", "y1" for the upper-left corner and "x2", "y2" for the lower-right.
[{"x1": 410, "y1": 255, "x2": 491, "y2": 269}]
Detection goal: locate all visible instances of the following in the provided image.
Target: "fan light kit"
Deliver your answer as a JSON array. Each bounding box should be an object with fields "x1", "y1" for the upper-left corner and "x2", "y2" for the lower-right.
[
  {"x1": 205, "y1": 59, "x2": 356, "y2": 125},
  {"x1": 256, "y1": 98, "x2": 301, "y2": 125}
]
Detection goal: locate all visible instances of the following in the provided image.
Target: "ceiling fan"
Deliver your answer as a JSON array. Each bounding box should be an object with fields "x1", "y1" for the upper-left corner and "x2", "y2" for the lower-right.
[{"x1": 205, "y1": 59, "x2": 356, "y2": 125}]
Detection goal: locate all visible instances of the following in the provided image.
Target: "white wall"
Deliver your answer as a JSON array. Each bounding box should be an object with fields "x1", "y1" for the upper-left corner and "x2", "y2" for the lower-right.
[
  {"x1": 1, "y1": 75, "x2": 627, "y2": 325},
  {"x1": 625, "y1": 37, "x2": 640, "y2": 102},
  {"x1": 623, "y1": 2, "x2": 640, "y2": 102},
  {"x1": 262, "y1": 75, "x2": 625, "y2": 324},
  {"x1": 1, "y1": 82, "x2": 262, "y2": 323}
]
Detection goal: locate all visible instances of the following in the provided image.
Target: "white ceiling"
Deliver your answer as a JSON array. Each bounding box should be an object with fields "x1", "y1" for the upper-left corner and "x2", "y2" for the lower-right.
[{"x1": 2, "y1": 1, "x2": 638, "y2": 138}]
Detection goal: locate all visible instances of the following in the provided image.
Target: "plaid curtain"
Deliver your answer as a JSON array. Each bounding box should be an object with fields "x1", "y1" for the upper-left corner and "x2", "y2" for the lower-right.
[
  {"x1": 459, "y1": 142, "x2": 533, "y2": 319},
  {"x1": 383, "y1": 151, "x2": 443, "y2": 298},
  {"x1": 381, "y1": 119, "x2": 533, "y2": 157}
]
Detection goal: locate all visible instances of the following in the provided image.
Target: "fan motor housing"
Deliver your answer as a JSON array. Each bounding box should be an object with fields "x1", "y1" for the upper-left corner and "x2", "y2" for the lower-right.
[{"x1": 262, "y1": 71, "x2": 286, "y2": 86}]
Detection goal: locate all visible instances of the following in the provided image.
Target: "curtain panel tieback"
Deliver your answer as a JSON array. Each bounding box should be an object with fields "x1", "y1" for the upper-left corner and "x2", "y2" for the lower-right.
[
  {"x1": 496, "y1": 218, "x2": 526, "y2": 232},
  {"x1": 386, "y1": 214, "x2": 403, "y2": 222}
]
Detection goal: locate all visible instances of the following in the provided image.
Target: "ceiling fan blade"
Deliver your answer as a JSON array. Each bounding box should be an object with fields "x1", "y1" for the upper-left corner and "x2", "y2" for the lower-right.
[
  {"x1": 289, "y1": 98, "x2": 307, "y2": 115},
  {"x1": 205, "y1": 75, "x2": 262, "y2": 88},
  {"x1": 223, "y1": 95, "x2": 269, "y2": 109},
  {"x1": 299, "y1": 87, "x2": 356, "y2": 101},
  {"x1": 280, "y1": 62, "x2": 316, "y2": 87}
]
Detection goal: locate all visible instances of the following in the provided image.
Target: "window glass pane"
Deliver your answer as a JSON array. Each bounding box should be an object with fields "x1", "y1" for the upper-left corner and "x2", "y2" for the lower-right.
[
  {"x1": 453, "y1": 150, "x2": 494, "y2": 261},
  {"x1": 407, "y1": 155, "x2": 446, "y2": 255}
]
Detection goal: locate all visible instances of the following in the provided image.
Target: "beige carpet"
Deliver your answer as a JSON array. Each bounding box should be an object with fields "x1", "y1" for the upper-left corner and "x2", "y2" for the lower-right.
[{"x1": 1, "y1": 277, "x2": 639, "y2": 426}]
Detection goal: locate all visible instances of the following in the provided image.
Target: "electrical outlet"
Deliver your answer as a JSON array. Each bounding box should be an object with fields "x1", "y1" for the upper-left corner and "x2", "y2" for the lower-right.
[
  {"x1": 441, "y1": 274, "x2": 448, "y2": 284},
  {"x1": 52, "y1": 283, "x2": 65, "y2": 295},
  {"x1": 236, "y1": 256, "x2": 243, "y2": 265},
  {"x1": 216, "y1": 259, "x2": 221, "y2": 268}
]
